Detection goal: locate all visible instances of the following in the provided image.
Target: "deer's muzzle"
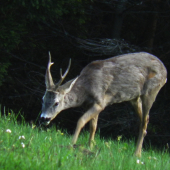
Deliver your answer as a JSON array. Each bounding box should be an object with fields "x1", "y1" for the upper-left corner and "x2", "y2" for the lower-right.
[{"x1": 39, "y1": 116, "x2": 51, "y2": 126}]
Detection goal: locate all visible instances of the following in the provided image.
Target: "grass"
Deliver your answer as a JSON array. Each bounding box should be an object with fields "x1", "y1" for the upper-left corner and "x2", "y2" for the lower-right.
[{"x1": 0, "y1": 111, "x2": 169, "y2": 170}]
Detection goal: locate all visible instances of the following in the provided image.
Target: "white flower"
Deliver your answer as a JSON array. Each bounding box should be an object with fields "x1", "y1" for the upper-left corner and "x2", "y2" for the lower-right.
[
  {"x1": 19, "y1": 135, "x2": 25, "y2": 140},
  {"x1": 137, "y1": 159, "x2": 144, "y2": 165},
  {"x1": 6, "y1": 129, "x2": 12, "y2": 133},
  {"x1": 21, "y1": 142, "x2": 25, "y2": 148}
]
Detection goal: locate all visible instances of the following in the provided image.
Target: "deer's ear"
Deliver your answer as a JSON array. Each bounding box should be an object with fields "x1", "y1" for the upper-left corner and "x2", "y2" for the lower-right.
[{"x1": 63, "y1": 77, "x2": 78, "y2": 94}]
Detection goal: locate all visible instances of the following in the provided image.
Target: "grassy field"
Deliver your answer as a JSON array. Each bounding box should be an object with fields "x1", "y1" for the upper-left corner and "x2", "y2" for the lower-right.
[{"x1": 0, "y1": 111, "x2": 169, "y2": 170}]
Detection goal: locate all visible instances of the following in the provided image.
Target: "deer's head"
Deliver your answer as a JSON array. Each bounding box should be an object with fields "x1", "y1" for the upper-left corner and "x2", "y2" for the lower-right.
[{"x1": 40, "y1": 52, "x2": 77, "y2": 125}]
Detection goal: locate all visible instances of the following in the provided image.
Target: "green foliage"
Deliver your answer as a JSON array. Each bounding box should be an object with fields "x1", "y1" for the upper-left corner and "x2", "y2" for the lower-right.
[
  {"x1": 0, "y1": 0, "x2": 91, "y2": 86},
  {"x1": 0, "y1": 110, "x2": 170, "y2": 170}
]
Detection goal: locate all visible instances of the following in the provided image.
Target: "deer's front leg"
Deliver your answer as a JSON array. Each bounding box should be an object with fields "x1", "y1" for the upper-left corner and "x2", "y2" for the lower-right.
[
  {"x1": 89, "y1": 115, "x2": 99, "y2": 148},
  {"x1": 72, "y1": 103, "x2": 103, "y2": 145}
]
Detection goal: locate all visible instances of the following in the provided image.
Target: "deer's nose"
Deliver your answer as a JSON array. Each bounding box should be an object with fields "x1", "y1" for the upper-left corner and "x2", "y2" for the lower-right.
[{"x1": 39, "y1": 116, "x2": 51, "y2": 125}]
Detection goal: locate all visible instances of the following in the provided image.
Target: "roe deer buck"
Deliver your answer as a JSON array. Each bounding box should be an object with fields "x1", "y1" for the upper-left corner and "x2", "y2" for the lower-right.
[{"x1": 40, "y1": 52, "x2": 167, "y2": 157}]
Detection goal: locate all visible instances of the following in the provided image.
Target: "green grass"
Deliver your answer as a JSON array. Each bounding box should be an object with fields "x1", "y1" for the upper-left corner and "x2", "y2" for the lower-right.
[{"x1": 0, "y1": 111, "x2": 169, "y2": 170}]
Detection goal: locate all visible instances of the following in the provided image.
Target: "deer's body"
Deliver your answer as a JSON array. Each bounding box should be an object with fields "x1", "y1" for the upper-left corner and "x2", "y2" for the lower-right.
[
  {"x1": 41, "y1": 52, "x2": 167, "y2": 157},
  {"x1": 65, "y1": 52, "x2": 166, "y2": 108}
]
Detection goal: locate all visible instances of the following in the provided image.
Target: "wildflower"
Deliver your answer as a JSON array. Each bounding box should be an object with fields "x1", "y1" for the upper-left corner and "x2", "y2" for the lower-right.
[
  {"x1": 6, "y1": 129, "x2": 12, "y2": 133},
  {"x1": 117, "y1": 135, "x2": 122, "y2": 141},
  {"x1": 31, "y1": 124, "x2": 36, "y2": 129},
  {"x1": 19, "y1": 135, "x2": 25, "y2": 140},
  {"x1": 21, "y1": 142, "x2": 25, "y2": 148},
  {"x1": 137, "y1": 159, "x2": 144, "y2": 165}
]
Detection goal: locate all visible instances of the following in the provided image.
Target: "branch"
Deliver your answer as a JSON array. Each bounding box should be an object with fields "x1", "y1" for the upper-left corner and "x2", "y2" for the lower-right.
[{"x1": 76, "y1": 38, "x2": 140, "y2": 56}]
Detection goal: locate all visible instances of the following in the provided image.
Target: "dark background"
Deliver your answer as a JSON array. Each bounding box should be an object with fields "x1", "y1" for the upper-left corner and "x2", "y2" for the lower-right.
[{"x1": 0, "y1": 0, "x2": 170, "y2": 150}]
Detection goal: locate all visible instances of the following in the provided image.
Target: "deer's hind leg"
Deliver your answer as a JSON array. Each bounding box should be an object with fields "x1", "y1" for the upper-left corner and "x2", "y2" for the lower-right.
[
  {"x1": 130, "y1": 97, "x2": 143, "y2": 157},
  {"x1": 131, "y1": 81, "x2": 163, "y2": 157}
]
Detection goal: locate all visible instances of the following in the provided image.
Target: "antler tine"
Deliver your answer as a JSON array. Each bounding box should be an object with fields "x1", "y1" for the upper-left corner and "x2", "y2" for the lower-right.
[
  {"x1": 45, "y1": 51, "x2": 54, "y2": 89},
  {"x1": 57, "y1": 59, "x2": 71, "y2": 86},
  {"x1": 48, "y1": 52, "x2": 54, "y2": 67}
]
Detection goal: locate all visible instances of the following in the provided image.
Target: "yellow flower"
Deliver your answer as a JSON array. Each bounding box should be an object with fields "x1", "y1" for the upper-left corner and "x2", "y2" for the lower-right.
[
  {"x1": 117, "y1": 135, "x2": 122, "y2": 141},
  {"x1": 31, "y1": 124, "x2": 36, "y2": 129}
]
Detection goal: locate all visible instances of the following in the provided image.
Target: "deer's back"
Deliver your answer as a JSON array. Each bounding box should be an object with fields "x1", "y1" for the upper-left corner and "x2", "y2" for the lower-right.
[{"x1": 75, "y1": 52, "x2": 167, "y2": 106}]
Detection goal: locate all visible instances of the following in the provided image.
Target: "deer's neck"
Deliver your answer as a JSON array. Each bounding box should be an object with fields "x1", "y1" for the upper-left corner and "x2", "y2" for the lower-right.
[{"x1": 64, "y1": 84, "x2": 87, "y2": 109}]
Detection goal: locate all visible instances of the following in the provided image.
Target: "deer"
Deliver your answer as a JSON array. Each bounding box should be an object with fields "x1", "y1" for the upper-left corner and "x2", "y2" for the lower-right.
[{"x1": 40, "y1": 51, "x2": 167, "y2": 157}]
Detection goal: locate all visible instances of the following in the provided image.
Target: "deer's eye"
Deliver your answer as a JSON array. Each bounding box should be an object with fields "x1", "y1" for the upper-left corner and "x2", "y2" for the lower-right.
[{"x1": 54, "y1": 102, "x2": 59, "y2": 107}]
